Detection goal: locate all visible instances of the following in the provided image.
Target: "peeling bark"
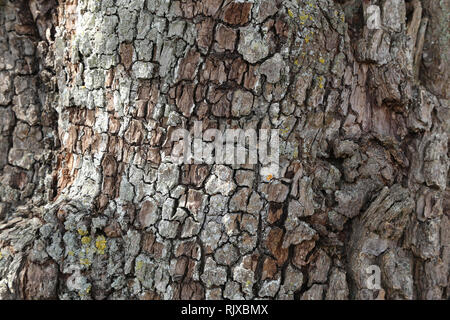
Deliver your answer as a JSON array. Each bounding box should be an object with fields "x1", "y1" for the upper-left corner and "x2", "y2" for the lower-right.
[{"x1": 0, "y1": 0, "x2": 448, "y2": 300}]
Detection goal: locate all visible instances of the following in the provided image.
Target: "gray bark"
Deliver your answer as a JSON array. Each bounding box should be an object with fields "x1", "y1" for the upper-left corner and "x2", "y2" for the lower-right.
[{"x1": 0, "y1": 0, "x2": 448, "y2": 300}]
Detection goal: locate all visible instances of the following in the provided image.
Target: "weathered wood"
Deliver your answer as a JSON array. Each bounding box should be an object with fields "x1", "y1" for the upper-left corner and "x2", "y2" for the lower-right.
[{"x1": 0, "y1": 0, "x2": 448, "y2": 300}]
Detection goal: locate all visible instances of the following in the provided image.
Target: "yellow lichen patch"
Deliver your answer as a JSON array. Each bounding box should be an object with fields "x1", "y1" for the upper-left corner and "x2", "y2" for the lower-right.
[
  {"x1": 80, "y1": 258, "x2": 91, "y2": 266},
  {"x1": 305, "y1": 35, "x2": 310, "y2": 44},
  {"x1": 280, "y1": 126, "x2": 290, "y2": 135},
  {"x1": 319, "y1": 57, "x2": 325, "y2": 64},
  {"x1": 81, "y1": 236, "x2": 91, "y2": 245},
  {"x1": 68, "y1": 251, "x2": 75, "y2": 256},
  {"x1": 95, "y1": 236, "x2": 107, "y2": 254},
  {"x1": 78, "y1": 285, "x2": 92, "y2": 298},
  {"x1": 298, "y1": 12, "x2": 312, "y2": 24},
  {"x1": 78, "y1": 228, "x2": 88, "y2": 236},
  {"x1": 318, "y1": 76, "x2": 325, "y2": 89},
  {"x1": 136, "y1": 260, "x2": 144, "y2": 271},
  {"x1": 288, "y1": 9, "x2": 294, "y2": 18},
  {"x1": 0, "y1": 252, "x2": 2, "y2": 260},
  {"x1": 294, "y1": 59, "x2": 299, "y2": 66}
]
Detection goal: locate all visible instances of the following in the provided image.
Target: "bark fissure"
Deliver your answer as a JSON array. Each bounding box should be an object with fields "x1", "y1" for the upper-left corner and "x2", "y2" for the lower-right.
[{"x1": 0, "y1": 0, "x2": 448, "y2": 300}]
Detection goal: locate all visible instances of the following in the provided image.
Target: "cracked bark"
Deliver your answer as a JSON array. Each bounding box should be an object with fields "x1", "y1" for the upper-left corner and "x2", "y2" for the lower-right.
[{"x1": 0, "y1": 0, "x2": 448, "y2": 300}]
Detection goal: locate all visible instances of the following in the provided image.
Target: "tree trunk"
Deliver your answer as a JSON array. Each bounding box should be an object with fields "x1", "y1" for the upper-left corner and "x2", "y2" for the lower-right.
[{"x1": 0, "y1": 0, "x2": 448, "y2": 300}]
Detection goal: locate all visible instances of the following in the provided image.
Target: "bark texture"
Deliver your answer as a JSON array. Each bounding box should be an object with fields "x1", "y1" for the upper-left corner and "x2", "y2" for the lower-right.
[{"x1": 0, "y1": 0, "x2": 448, "y2": 300}]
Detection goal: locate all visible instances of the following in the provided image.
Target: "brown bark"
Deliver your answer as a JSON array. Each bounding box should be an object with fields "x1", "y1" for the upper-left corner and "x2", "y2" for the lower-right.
[{"x1": 0, "y1": 0, "x2": 448, "y2": 300}]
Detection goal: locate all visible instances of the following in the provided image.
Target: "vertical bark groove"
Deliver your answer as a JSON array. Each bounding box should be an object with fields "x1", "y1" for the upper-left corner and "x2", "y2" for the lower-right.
[{"x1": 0, "y1": 0, "x2": 448, "y2": 300}]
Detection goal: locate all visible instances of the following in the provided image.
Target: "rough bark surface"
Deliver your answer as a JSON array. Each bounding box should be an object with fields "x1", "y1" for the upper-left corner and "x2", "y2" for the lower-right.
[{"x1": 0, "y1": 0, "x2": 448, "y2": 300}]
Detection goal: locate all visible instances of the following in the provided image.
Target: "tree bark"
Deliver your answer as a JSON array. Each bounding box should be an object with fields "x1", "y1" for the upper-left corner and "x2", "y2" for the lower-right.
[{"x1": 0, "y1": 0, "x2": 448, "y2": 300}]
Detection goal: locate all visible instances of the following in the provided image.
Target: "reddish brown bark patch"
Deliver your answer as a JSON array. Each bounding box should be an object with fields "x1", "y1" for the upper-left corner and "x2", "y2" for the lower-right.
[
  {"x1": 24, "y1": 262, "x2": 58, "y2": 300},
  {"x1": 124, "y1": 119, "x2": 145, "y2": 145},
  {"x1": 182, "y1": 164, "x2": 210, "y2": 187},
  {"x1": 142, "y1": 232, "x2": 165, "y2": 259},
  {"x1": 229, "y1": 58, "x2": 248, "y2": 84},
  {"x1": 214, "y1": 24, "x2": 237, "y2": 52},
  {"x1": 222, "y1": 2, "x2": 252, "y2": 25},
  {"x1": 266, "y1": 227, "x2": 289, "y2": 266},
  {"x1": 268, "y1": 202, "x2": 283, "y2": 224},
  {"x1": 104, "y1": 221, "x2": 122, "y2": 238},
  {"x1": 176, "y1": 82, "x2": 195, "y2": 117},
  {"x1": 292, "y1": 240, "x2": 316, "y2": 268},
  {"x1": 120, "y1": 42, "x2": 134, "y2": 71},
  {"x1": 262, "y1": 257, "x2": 278, "y2": 280},
  {"x1": 102, "y1": 154, "x2": 117, "y2": 177},
  {"x1": 174, "y1": 281, "x2": 205, "y2": 300},
  {"x1": 196, "y1": 18, "x2": 215, "y2": 51},
  {"x1": 199, "y1": 0, "x2": 223, "y2": 17},
  {"x1": 177, "y1": 50, "x2": 201, "y2": 81},
  {"x1": 200, "y1": 57, "x2": 227, "y2": 84},
  {"x1": 55, "y1": 152, "x2": 76, "y2": 197},
  {"x1": 175, "y1": 240, "x2": 201, "y2": 259},
  {"x1": 140, "y1": 291, "x2": 161, "y2": 300}
]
